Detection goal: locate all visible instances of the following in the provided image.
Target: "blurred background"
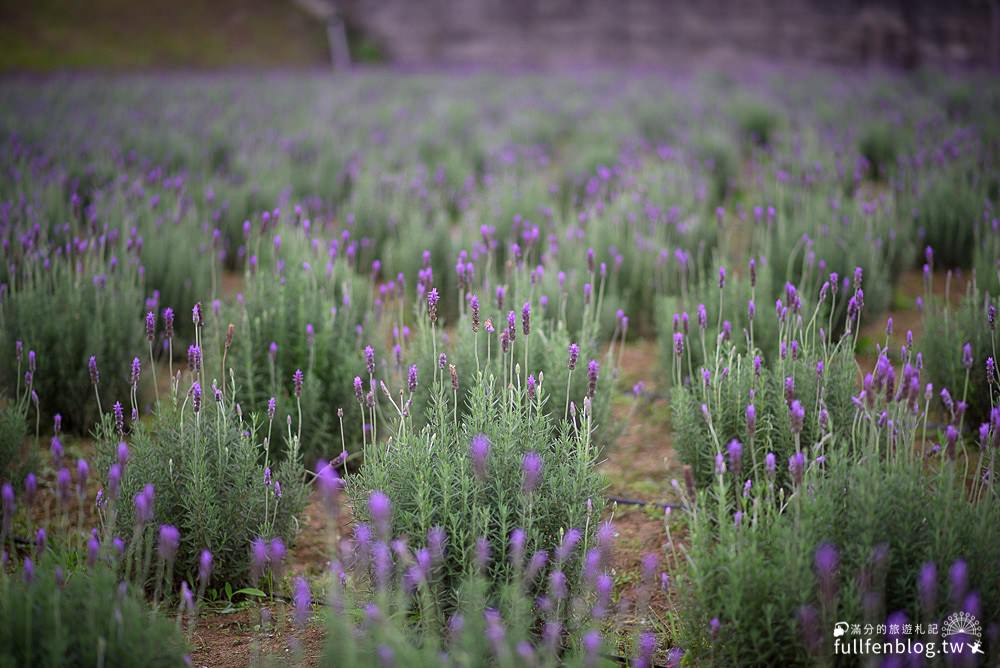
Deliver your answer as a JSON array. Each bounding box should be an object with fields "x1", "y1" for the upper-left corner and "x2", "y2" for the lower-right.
[{"x1": 0, "y1": 0, "x2": 997, "y2": 73}]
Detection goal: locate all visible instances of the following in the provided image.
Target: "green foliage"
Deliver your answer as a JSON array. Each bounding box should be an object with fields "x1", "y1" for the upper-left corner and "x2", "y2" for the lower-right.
[
  {"x1": 0, "y1": 557, "x2": 189, "y2": 667},
  {"x1": 734, "y1": 100, "x2": 780, "y2": 148},
  {"x1": 0, "y1": 263, "x2": 144, "y2": 433},
  {"x1": 670, "y1": 334, "x2": 856, "y2": 490},
  {"x1": 921, "y1": 283, "x2": 997, "y2": 429},
  {"x1": 675, "y1": 449, "x2": 1000, "y2": 666},
  {"x1": 914, "y1": 173, "x2": 983, "y2": 269},
  {"x1": 227, "y1": 251, "x2": 371, "y2": 462},
  {"x1": 858, "y1": 122, "x2": 904, "y2": 181},
  {"x1": 0, "y1": 400, "x2": 31, "y2": 484}
]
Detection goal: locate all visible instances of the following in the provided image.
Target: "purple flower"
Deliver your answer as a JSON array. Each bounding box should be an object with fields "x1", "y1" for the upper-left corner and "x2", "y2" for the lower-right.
[
  {"x1": 470, "y1": 294, "x2": 481, "y2": 332},
  {"x1": 470, "y1": 434, "x2": 491, "y2": 480},
  {"x1": 789, "y1": 451, "x2": 805, "y2": 486},
  {"x1": 522, "y1": 451, "x2": 542, "y2": 493},
  {"x1": 918, "y1": 562, "x2": 937, "y2": 614},
  {"x1": 56, "y1": 468, "x2": 71, "y2": 505},
  {"x1": 130, "y1": 357, "x2": 141, "y2": 386},
  {"x1": 270, "y1": 538, "x2": 287, "y2": 578},
  {"x1": 364, "y1": 345, "x2": 375, "y2": 376},
  {"x1": 697, "y1": 303, "x2": 707, "y2": 330},
  {"x1": 158, "y1": 524, "x2": 180, "y2": 562},
  {"x1": 50, "y1": 436, "x2": 63, "y2": 467},
  {"x1": 250, "y1": 538, "x2": 269, "y2": 583},
  {"x1": 525, "y1": 550, "x2": 548, "y2": 582},
  {"x1": 745, "y1": 404, "x2": 757, "y2": 437},
  {"x1": 556, "y1": 528, "x2": 582, "y2": 563},
  {"x1": 407, "y1": 364, "x2": 418, "y2": 392},
  {"x1": 962, "y1": 342, "x2": 973, "y2": 370},
  {"x1": 789, "y1": 400, "x2": 805, "y2": 434},
  {"x1": 76, "y1": 458, "x2": 89, "y2": 494},
  {"x1": 521, "y1": 302, "x2": 531, "y2": 336},
  {"x1": 475, "y1": 536, "x2": 491, "y2": 572},
  {"x1": 24, "y1": 473, "x2": 37, "y2": 507},
  {"x1": 527, "y1": 374, "x2": 537, "y2": 400},
  {"x1": 949, "y1": 559, "x2": 967, "y2": 606},
  {"x1": 145, "y1": 311, "x2": 156, "y2": 341},
  {"x1": 727, "y1": 440, "x2": 743, "y2": 477},
  {"x1": 427, "y1": 288, "x2": 440, "y2": 322},
  {"x1": 814, "y1": 543, "x2": 839, "y2": 605},
  {"x1": 199, "y1": 549, "x2": 213, "y2": 583},
  {"x1": 293, "y1": 577, "x2": 311, "y2": 628},
  {"x1": 292, "y1": 369, "x2": 304, "y2": 398},
  {"x1": 568, "y1": 343, "x2": 580, "y2": 370},
  {"x1": 509, "y1": 528, "x2": 526, "y2": 568},
  {"x1": 162, "y1": 308, "x2": 175, "y2": 339},
  {"x1": 368, "y1": 491, "x2": 392, "y2": 539},
  {"x1": 88, "y1": 356, "x2": 99, "y2": 386},
  {"x1": 587, "y1": 359, "x2": 599, "y2": 398},
  {"x1": 191, "y1": 383, "x2": 202, "y2": 414}
]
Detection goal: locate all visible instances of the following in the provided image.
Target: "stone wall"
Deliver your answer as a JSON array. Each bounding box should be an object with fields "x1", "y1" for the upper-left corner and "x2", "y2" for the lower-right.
[{"x1": 340, "y1": 0, "x2": 997, "y2": 69}]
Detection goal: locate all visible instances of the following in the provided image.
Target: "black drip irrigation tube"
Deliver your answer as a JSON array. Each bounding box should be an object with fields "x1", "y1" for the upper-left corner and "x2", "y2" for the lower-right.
[{"x1": 606, "y1": 496, "x2": 680, "y2": 512}]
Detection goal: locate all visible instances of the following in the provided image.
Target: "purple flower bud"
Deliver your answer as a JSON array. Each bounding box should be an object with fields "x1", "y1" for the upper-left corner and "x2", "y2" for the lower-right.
[
  {"x1": 525, "y1": 550, "x2": 548, "y2": 581},
  {"x1": 292, "y1": 369, "x2": 304, "y2": 398},
  {"x1": 293, "y1": 577, "x2": 311, "y2": 628},
  {"x1": 158, "y1": 524, "x2": 180, "y2": 561},
  {"x1": 145, "y1": 311, "x2": 156, "y2": 341},
  {"x1": 368, "y1": 491, "x2": 392, "y2": 539},
  {"x1": 470, "y1": 434, "x2": 491, "y2": 480},
  {"x1": 427, "y1": 288, "x2": 440, "y2": 322},
  {"x1": 962, "y1": 342, "x2": 973, "y2": 370},
  {"x1": 814, "y1": 542, "x2": 839, "y2": 605},
  {"x1": 556, "y1": 528, "x2": 582, "y2": 563},
  {"x1": 475, "y1": 536, "x2": 491, "y2": 572},
  {"x1": 250, "y1": 538, "x2": 269, "y2": 583},
  {"x1": 789, "y1": 451, "x2": 805, "y2": 486},
  {"x1": 521, "y1": 302, "x2": 531, "y2": 336},
  {"x1": 162, "y1": 308, "x2": 175, "y2": 340},
  {"x1": 269, "y1": 538, "x2": 287, "y2": 578},
  {"x1": 522, "y1": 451, "x2": 542, "y2": 493},
  {"x1": 24, "y1": 473, "x2": 37, "y2": 507},
  {"x1": 587, "y1": 359, "x2": 599, "y2": 398},
  {"x1": 765, "y1": 452, "x2": 776, "y2": 475},
  {"x1": 727, "y1": 440, "x2": 743, "y2": 477},
  {"x1": 745, "y1": 404, "x2": 756, "y2": 437},
  {"x1": 88, "y1": 356, "x2": 99, "y2": 386},
  {"x1": 789, "y1": 400, "x2": 805, "y2": 434},
  {"x1": 470, "y1": 294, "x2": 481, "y2": 332},
  {"x1": 949, "y1": 559, "x2": 967, "y2": 605}
]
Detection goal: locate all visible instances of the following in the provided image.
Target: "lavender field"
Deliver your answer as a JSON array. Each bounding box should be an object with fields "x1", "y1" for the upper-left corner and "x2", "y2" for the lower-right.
[{"x1": 1, "y1": 67, "x2": 999, "y2": 667}]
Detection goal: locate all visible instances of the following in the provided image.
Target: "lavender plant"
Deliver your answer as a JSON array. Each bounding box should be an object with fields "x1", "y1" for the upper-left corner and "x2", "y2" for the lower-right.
[
  {"x1": 273, "y1": 469, "x2": 667, "y2": 667},
  {"x1": 96, "y1": 312, "x2": 306, "y2": 587},
  {"x1": 227, "y1": 237, "x2": 371, "y2": 461},
  {"x1": 674, "y1": 444, "x2": 1000, "y2": 666},
  {"x1": 347, "y1": 362, "x2": 606, "y2": 605},
  {"x1": 921, "y1": 275, "x2": 997, "y2": 429},
  {"x1": 0, "y1": 555, "x2": 190, "y2": 667},
  {"x1": 0, "y1": 259, "x2": 144, "y2": 431}
]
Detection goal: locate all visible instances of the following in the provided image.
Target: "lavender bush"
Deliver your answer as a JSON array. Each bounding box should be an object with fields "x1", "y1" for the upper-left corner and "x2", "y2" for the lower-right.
[
  {"x1": 96, "y1": 317, "x2": 306, "y2": 587},
  {"x1": 0, "y1": 260, "x2": 144, "y2": 432},
  {"x1": 347, "y1": 364, "x2": 606, "y2": 605}
]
